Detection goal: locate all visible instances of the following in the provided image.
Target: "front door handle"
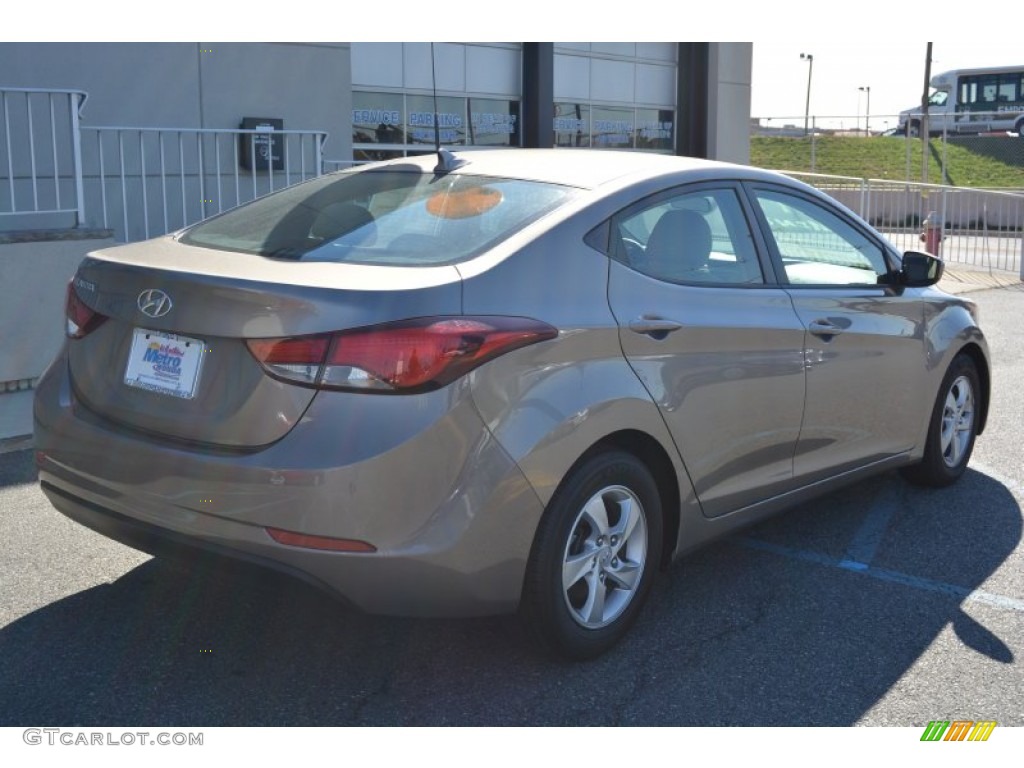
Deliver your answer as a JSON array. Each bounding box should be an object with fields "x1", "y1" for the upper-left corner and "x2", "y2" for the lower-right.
[
  {"x1": 808, "y1": 319, "x2": 844, "y2": 338},
  {"x1": 628, "y1": 316, "x2": 683, "y2": 338}
]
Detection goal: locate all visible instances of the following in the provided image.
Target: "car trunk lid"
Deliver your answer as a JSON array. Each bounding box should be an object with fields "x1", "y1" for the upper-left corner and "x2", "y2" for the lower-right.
[{"x1": 66, "y1": 240, "x2": 462, "y2": 448}]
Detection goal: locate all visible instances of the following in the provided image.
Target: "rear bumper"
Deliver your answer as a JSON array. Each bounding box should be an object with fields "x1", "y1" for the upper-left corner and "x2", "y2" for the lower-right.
[
  {"x1": 34, "y1": 353, "x2": 546, "y2": 617},
  {"x1": 41, "y1": 479, "x2": 347, "y2": 600}
]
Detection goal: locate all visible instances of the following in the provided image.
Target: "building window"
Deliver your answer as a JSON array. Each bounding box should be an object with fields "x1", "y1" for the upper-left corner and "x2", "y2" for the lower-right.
[
  {"x1": 353, "y1": 92, "x2": 521, "y2": 159},
  {"x1": 406, "y1": 94, "x2": 467, "y2": 147},
  {"x1": 635, "y1": 108, "x2": 675, "y2": 151},
  {"x1": 352, "y1": 92, "x2": 405, "y2": 147},
  {"x1": 554, "y1": 103, "x2": 590, "y2": 147},
  {"x1": 554, "y1": 103, "x2": 674, "y2": 151},
  {"x1": 591, "y1": 106, "x2": 634, "y2": 148},
  {"x1": 468, "y1": 98, "x2": 520, "y2": 147}
]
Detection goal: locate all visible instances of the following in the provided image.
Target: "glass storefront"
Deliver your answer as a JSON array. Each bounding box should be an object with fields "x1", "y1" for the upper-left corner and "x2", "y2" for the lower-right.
[
  {"x1": 353, "y1": 93, "x2": 674, "y2": 158},
  {"x1": 352, "y1": 92, "x2": 404, "y2": 146},
  {"x1": 469, "y1": 98, "x2": 520, "y2": 146},
  {"x1": 554, "y1": 103, "x2": 590, "y2": 148},
  {"x1": 635, "y1": 108, "x2": 675, "y2": 152},
  {"x1": 406, "y1": 94, "x2": 467, "y2": 147},
  {"x1": 556, "y1": 103, "x2": 674, "y2": 151},
  {"x1": 353, "y1": 91, "x2": 520, "y2": 158},
  {"x1": 591, "y1": 106, "x2": 635, "y2": 149}
]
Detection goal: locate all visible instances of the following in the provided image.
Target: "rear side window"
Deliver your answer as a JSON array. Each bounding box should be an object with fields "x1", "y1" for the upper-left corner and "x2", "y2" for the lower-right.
[
  {"x1": 179, "y1": 169, "x2": 578, "y2": 266},
  {"x1": 611, "y1": 187, "x2": 764, "y2": 285}
]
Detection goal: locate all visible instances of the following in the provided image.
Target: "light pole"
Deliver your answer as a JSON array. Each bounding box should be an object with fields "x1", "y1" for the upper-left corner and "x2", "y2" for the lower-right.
[
  {"x1": 800, "y1": 53, "x2": 814, "y2": 136},
  {"x1": 859, "y1": 85, "x2": 871, "y2": 135}
]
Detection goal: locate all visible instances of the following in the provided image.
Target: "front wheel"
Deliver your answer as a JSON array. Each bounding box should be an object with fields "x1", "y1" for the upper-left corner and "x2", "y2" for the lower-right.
[
  {"x1": 900, "y1": 353, "x2": 981, "y2": 487},
  {"x1": 520, "y1": 451, "x2": 663, "y2": 660}
]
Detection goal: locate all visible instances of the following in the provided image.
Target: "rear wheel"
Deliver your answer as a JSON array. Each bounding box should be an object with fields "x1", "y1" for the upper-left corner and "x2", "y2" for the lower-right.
[
  {"x1": 901, "y1": 354, "x2": 980, "y2": 487},
  {"x1": 520, "y1": 451, "x2": 663, "y2": 660}
]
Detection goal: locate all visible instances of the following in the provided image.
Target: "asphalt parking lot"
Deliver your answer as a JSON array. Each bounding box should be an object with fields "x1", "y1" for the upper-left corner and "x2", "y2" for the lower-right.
[{"x1": 1, "y1": 284, "x2": 1022, "y2": 727}]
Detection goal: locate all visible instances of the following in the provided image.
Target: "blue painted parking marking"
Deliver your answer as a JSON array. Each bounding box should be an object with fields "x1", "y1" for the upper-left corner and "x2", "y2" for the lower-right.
[
  {"x1": 741, "y1": 537, "x2": 1024, "y2": 613},
  {"x1": 839, "y1": 483, "x2": 902, "y2": 570}
]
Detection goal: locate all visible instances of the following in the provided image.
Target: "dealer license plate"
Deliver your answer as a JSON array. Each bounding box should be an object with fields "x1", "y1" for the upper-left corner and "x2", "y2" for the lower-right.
[{"x1": 124, "y1": 328, "x2": 205, "y2": 399}]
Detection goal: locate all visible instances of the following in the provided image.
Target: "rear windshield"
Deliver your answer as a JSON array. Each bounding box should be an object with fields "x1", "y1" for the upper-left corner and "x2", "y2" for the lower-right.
[{"x1": 179, "y1": 167, "x2": 579, "y2": 266}]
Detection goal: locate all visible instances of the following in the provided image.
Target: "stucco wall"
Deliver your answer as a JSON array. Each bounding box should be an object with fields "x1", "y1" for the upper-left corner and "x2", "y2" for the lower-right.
[
  {"x1": 0, "y1": 233, "x2": 114, "y2": 382},
  {"x1": 0, "y1": 232, "x2": 116, "y2": 438},
  {"x1": 0, "y1": 42, "x2": 352, "y2": 161},
  {"x1": 707, "y1": 43, "x2": 753, "y2": 165}
]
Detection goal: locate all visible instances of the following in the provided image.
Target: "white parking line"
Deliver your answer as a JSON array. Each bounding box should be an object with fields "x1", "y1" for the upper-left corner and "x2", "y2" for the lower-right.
[{"x1": 970, "y1": 459, "x2": 1024, "y2": 501}]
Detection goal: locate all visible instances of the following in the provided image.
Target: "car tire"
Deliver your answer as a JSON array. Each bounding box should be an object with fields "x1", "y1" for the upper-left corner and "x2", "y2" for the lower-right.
[
  {"x1": 900, "y1": 353, "x2": 981, "y2": 487},
  {"x1": 520, "y1": 450, "x2": 663, "y2": 660}
]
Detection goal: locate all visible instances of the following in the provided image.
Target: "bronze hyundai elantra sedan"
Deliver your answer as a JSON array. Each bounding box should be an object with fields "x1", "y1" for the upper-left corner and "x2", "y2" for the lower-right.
[{"x1": 34, "y1": 149, "x2": 989, "y2": 659}]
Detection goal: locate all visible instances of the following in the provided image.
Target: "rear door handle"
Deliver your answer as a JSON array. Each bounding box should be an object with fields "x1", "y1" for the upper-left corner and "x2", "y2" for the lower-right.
[{"x1": 628, "y1": 316, "x2": 683, "y2": 338}]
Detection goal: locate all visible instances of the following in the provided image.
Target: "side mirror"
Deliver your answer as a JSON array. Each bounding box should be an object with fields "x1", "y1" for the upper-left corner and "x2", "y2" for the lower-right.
[{"x1": 900, "y1": 250, "x2": 943, "y2": 287}]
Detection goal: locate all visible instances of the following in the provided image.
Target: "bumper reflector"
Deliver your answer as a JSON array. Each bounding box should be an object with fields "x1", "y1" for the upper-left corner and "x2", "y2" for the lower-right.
[{"x1": 265, "y1": 526, "x2": 376, "y2": 553}]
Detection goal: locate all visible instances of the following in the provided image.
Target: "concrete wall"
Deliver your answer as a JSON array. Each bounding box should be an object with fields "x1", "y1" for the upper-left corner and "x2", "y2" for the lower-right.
[
  {"x1": 0, "y1": 231, "x2": 115, "y2": 439},
  {"x1": 707, "y1": 43, "x2": 752, "y2": 165},
  {"x1": 0, "y1": 390, "x2": 33, "y2": 442},
  {"x1": 0, "y1": 42, "x2": 352, "y2": 163},
  {"x1": 827, "y1": 187, "x2": 1024, "y2": 229}
]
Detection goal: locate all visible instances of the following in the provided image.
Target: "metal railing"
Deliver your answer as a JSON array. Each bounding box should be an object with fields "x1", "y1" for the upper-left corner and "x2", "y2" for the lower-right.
[
  {"x1": 752, "y1": 114, "x2": 892, "y2": 136},
  {"x1": 787, "y1": 171, "x2": 1024, "y2": 279},
  {"x1": 0, "y1": 87, "x2": 86, "y2": 227},
  {"x1": 751, "y1": 111, "x2": 1024, "y2": 137},
  {"x1": 1, "y1": 86, "x2": 329, "y2": 242},
  {"x1": 80, "y1": 126, "x2": 327, "y2": 242}
]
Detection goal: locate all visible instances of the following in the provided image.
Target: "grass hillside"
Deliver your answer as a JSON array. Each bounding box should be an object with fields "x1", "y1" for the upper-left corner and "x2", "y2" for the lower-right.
[{"x1": 750, "y1": 136, "x2": 1024, "y2": 189}]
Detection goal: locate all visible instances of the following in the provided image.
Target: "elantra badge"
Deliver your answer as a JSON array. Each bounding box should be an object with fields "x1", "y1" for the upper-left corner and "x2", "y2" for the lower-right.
[{"x1": 137, "y1": 289, "x2": 173, "y2": 318}]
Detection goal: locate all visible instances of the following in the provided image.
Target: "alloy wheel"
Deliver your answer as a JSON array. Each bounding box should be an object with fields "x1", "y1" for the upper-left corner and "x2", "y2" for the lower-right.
[
  {"x1": 940, "y1": 375, "x2": 975, "y2": 469},
  {"x1": 561, "y1": 485, "x2": 648, "y2": 629}
]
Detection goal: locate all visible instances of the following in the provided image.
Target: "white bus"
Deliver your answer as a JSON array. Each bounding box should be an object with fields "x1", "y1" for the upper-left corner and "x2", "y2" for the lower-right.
[{"x1": 898, "y1": 65, "x2": 1024, "y2": 137}]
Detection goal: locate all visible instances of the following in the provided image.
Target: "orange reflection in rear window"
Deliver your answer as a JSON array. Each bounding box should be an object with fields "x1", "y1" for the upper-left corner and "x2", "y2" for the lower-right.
[{"x1": 426, "y1": 186, "x2": 503, "y2": 219}]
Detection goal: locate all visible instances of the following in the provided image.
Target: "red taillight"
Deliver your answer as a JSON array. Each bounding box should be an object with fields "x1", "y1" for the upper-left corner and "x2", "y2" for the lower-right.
[
  {"x1": 65, "y1": 282, "x2": 107, "y2": 339},
  {"x1": 246, "y1": 316, "x2": 557, "y2": 393},
  {"x1": 265, "y1": 527, "x2": 376, "y2": 553}
]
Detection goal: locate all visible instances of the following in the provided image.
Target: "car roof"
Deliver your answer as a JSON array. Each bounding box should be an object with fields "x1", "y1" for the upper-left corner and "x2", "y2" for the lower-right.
[{"x1": 352, "y1": 148, "x2": 788, "y2": 191}]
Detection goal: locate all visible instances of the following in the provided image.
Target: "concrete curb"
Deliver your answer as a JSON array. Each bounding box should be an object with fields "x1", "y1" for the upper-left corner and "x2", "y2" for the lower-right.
[
  {"x1": 0, "y1": 434, "x2": 34, "y2": 455},
  {"x1": 939, "y1": 266, "x2": 1022, "y2": 295}
]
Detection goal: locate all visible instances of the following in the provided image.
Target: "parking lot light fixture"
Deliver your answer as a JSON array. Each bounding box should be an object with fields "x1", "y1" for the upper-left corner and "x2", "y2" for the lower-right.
[
  {"x1": 800, "y1": 53, "x2": 814, "y2": 136},
  {"x1": 860, "y1": 86, "x2": 871, "y2": 135}
]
